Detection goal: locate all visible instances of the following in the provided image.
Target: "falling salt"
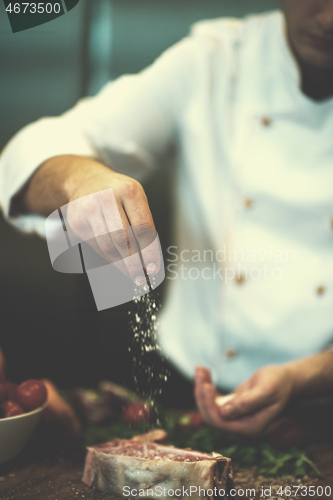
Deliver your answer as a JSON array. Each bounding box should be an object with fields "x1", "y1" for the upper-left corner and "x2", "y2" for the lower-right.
[{"x1": 128, "y1": 284, "x2": 170, "y2": 425}]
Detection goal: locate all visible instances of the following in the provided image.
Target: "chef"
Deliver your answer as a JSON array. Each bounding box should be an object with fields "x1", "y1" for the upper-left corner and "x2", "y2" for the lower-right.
[{"x1": 1, "y1": 0, "x2": 333, "y2": 436}]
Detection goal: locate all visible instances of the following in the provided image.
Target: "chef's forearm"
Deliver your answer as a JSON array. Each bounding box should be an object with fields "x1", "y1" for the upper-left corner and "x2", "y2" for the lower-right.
[
  {"x1": 287, "y1": 350, "x2": 333, "y2": 398},
  {"x1": 11, "y1": 155, "x2": 112, "y2": 217}
]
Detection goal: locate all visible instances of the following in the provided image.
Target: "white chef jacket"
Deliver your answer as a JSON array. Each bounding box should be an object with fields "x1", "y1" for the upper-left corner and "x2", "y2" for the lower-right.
[{"x1": 1, "y1": 11, "x2": 333, "y2": 390}]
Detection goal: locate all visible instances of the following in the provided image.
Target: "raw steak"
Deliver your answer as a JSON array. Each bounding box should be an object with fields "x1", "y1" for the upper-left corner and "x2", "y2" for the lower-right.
[{"x1": 83, "y1": 431, "x2": 234, "y2": 499}]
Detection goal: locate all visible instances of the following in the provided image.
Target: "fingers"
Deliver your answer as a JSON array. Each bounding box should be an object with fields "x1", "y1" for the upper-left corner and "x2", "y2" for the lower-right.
[
  {"x1": 41, "y1": 379, "x2": 81, "y2": 437},
  {"x1": 98, "y1": 189, "x2": 146, "y2": 283},
  {"x1": 120, "y1": 182, "x2": 160, "y2": 276},
  {"x1": 123, "y1": 215, "x2": 160, "y2": 277},
  {"x1": 88, "y1": 210, "x2": 137, "y2": 279},
  {"x1": 218, "y1": 386, "x2": 275, "y2": 420},
  {"x1": 194, "y1": 365, "x2": 281, "y2": 437},
  {"x1": 198, "y1": 392, "x2": 278, "y2": 436},
  {"x1": 69, "y1": 190, "x2": 143, "y2": 283},
  {"x1": 68, "y1": 185, "x2": 158, "y2": 285},
  {"x1": 215, "y1": 402, "x2": 281, "y2": 437},
  {"x1": 215, "y1": 394, "x2": 236, "y2": 407},
  {"x1": 218, "y1": 365, "x2": 291, "y2": 422},
  {"x1": 99, "y1": 184, "x2": 158, "y2": 283}
]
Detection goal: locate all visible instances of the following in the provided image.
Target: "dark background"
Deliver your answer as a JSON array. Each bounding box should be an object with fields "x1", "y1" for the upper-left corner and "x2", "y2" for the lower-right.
[{"x1": 0, "y1": 0, "x2": 278, "y2": 397}]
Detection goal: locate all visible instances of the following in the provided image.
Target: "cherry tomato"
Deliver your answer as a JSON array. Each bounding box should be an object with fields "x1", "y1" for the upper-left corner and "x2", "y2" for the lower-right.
[
  {"x1": 17, "y1": 380, "x2": 47, "y2": 411},
  {"x1": 3, "y1": 382, "x2": 18, "y2": 402},
  {"x1": 0, "y1": 383, "x2": 5, "y2": 404},
  {"x1": 3, "y1": 400, "x2": 24, "y2": 418},
  {"x1": 268, "y1": 417, "x2": 306, "y2": 450},
  {"x1": 123, "y1": 402, "x2": 151, "y2": 426}
]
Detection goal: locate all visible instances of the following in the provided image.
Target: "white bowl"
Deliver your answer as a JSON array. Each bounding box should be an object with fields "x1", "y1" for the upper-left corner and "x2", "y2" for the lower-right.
[{"x1": 0, "y1": 405, "x2": 45, "y2": 464}]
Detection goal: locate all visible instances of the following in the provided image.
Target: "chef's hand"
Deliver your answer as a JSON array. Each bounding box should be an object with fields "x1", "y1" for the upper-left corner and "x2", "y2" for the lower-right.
[
  {"x1": 18, "y1": 155, "x2": 160, "y2": 285},
  {"x1": 41, "y1": 379, "x2": 81, "y2": 437},
  {"x1": 66, "y1": 161, "x2": 161, "y2": 284},
  {"x1": 194, "y1": 365, "x2": 293, "y2": 437}
]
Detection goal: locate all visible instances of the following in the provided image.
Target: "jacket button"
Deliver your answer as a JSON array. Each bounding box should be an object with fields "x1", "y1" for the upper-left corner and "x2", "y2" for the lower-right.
[
  {"x1": 225, "y1": 349, "x2": 238, "y2": 360},
  {"x1": 316, "y1": 285, "x2": 326, "y2": 296},
  {"x1": 261, "y1": 116, "x2": 272, "y2": 127},
  {"x1": 235, "y1": 272, "x2": 246, "y2": 285},
  {"x1": 244, "y1": 198, "x2": 254, "y2": 209}
]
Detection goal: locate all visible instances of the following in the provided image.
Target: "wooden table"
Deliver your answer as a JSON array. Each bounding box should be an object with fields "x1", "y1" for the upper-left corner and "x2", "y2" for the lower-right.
[
  {"x1": 0, "y1": 434, "x2": 332, "y2": 500},
  {"x1": 0, "y1": 434, "x2": 112, "y2": 500}
]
